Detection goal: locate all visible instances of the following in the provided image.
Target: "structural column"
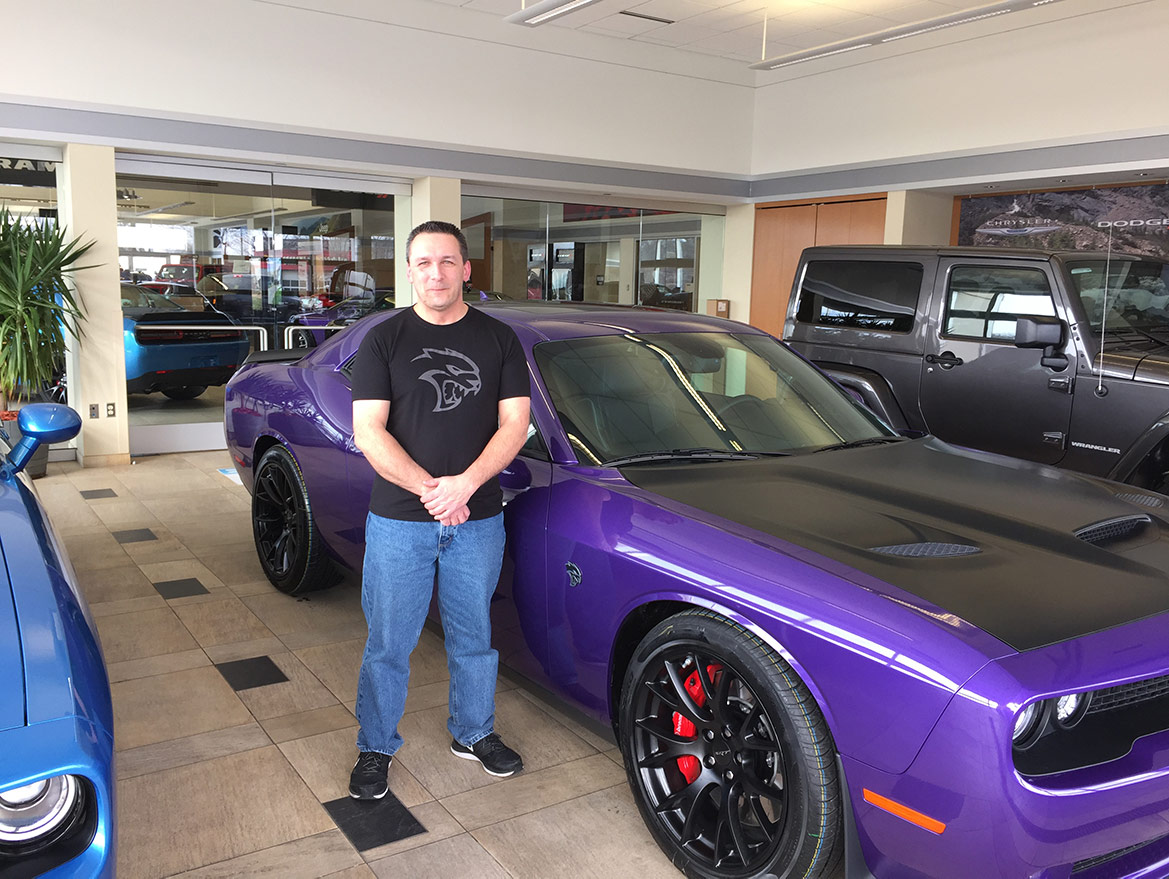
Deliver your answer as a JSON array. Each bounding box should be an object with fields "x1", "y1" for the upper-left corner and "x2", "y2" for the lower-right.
[
  {"x1": 719, "y1": 204, "x2": 755, "y2": 324},
  {"x1": 884, "y1": 190, "x2": 955, "y2": 245},
  {"x1": 55, "y1": 143, "x2": 129, "y2": 467},
  {"x1": 400, "y1": 177, "x2": 461, "y2": 306}
]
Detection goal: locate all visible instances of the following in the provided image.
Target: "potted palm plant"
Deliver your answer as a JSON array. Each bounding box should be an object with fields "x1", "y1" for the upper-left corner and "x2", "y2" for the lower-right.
[{"x1": 0, "y1": 207, "x2": 93, "y2": 476}]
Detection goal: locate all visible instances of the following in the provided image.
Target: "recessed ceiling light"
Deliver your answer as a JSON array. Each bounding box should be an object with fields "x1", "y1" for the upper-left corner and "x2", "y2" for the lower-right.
[
  {"x1": 619, "y1": 10, "x2": 674, "y2": 25},
  {"x1": 985, "y1": 185, "x2": 996, "y2": 190}
]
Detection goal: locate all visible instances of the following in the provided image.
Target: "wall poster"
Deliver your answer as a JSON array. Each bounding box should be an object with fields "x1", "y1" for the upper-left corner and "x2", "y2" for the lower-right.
[{"x1": 957, "y1": 183, "x2": 1169, "y2": 259}]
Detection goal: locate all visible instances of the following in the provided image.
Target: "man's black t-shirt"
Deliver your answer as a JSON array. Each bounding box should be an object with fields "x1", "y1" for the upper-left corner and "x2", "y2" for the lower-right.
[{"x1": 351, "y1": 306, "x2": 529, "y2": 521}]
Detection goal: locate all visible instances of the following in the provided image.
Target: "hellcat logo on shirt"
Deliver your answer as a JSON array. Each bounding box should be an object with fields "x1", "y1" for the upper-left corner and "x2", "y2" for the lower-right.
[{"x1": 412, "y1": 348, "x2": 482, "y2": 412}]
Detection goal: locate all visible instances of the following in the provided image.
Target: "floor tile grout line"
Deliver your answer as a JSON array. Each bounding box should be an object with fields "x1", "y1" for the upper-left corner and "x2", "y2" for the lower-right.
[{"x1": 438, "y1": 756, "x2": 630, "y2": 834}]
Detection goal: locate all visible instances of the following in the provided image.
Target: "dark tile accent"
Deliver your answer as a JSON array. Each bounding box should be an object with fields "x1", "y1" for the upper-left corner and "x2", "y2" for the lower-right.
[
  {"x1": 112, "y1": 528, "x2": 157, "y2": 544},
  {"x1": 214, "y1": 656, "x2": 289, "y2": 691},
  {"x1": 324, "y1": 792, "x2": 426, "y2": 851},
  {"x1": 153, "y1": 577, "x2": 210, "y2": 599},
  {"x1": 80, "y1": 488, "x2": 117, "y2": 499}
]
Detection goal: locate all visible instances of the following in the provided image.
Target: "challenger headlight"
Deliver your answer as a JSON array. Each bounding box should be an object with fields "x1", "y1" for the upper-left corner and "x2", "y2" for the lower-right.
[
  {"x1": 0, "y1": 775, "x2": 81, "y2": 848},
  {"x1": 1054, "y1": 692, "x2": 1090, "y2": 728},
  {"x1": 1012, "y1": 702, "x2": 1042, "y2": 745}
]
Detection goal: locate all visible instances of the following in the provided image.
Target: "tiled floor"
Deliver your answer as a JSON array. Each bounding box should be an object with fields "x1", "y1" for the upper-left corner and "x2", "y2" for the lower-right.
[{"x1": 37, "y1": 452, "x2": 686, "y2": 879}]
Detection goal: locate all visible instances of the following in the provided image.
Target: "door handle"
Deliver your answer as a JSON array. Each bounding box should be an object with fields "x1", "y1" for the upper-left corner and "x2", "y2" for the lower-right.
[{"x1": 924, "y1": 352, "x2": 964, "y2": 369}]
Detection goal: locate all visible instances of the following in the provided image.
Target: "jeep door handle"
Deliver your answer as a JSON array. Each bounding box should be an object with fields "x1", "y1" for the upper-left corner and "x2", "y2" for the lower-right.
[{"x1": 925, "y1": 352, "x2": 964, "y2": 369}]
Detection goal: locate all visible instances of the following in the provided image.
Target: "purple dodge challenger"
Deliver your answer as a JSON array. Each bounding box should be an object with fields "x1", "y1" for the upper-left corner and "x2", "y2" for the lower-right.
[{"x1": 225, "y1": 302, "x2": 1169, "y2": 879}]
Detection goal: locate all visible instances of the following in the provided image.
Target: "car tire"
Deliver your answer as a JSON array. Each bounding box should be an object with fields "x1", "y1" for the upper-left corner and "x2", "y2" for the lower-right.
[
  {"x1": 291, "y1": 329, "x2": 317, "y2": 349},
  {"x1": 619, "y1": 610, "x2": 842, "y2": 879},
  {"x1": 251, "y1": 445, "x2": 339, "y2": 595},
  {"x1": 162, "y1": 386, "x2": 207, "y2": 400}
]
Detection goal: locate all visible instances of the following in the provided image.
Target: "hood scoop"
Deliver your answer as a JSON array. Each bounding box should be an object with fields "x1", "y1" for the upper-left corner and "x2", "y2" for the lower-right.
[
  {"x1": 1075, "y1": 515, "x2": 1152, "y2": 546},
  {"x1": 869, "y1": 542, "x2": 981, "y2": 559},
  {"x1": 1115, "y1": 492, "x2": 1165, "y2": 509}
]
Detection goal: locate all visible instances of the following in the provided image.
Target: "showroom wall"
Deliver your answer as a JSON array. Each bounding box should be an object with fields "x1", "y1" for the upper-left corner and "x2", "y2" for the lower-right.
[
  {"x1": 2, "y1": 0, "x2": 756, "y2": 180},
  {"x1": 750, "y1": 0, "x2": 1165, "y2": 184}
]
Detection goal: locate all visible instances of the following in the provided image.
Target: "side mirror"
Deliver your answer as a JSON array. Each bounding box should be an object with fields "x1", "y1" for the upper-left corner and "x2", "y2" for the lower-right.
[
  {"x1": 2, "y1": 403, "x2": 82, "y2": 476},
  {"x1": 1014, "y1": 316, "x2": 1068, "y2": 370},
  {"x1": 1014, "y1": 315, "x2": 1065, "y2": 349}
]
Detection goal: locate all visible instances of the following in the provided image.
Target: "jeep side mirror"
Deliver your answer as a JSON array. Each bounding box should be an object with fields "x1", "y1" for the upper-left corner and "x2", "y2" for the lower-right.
[{"x1": 1014, "y1": 316, "x2": 1068, "y2": 370}]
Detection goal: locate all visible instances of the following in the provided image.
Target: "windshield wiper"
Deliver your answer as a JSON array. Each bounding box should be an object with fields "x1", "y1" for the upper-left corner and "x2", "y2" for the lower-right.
[
  {"x1": 812, "y1": 436, "x2": 907, "y2": 454},
  {"x1": 604, "y1": 448, "x2": 761, "y2": 467}
]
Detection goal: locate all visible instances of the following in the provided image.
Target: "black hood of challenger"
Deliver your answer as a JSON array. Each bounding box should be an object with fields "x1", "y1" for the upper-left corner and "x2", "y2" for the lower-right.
[{"x1": 622, "y1": 438, "x2": 1169, "y2": 652}]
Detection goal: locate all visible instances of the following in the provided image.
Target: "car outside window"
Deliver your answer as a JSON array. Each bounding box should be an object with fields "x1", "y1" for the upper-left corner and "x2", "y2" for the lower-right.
[
  {"x1": 534, "y1": 332, "x2": 891, "y2": 465},
  {"x1": 943, "y1": 266, "x2": 1055, "y2": 341},
  {"x1": 795, "y1": 260, "x2": 922, "y2": 332}
]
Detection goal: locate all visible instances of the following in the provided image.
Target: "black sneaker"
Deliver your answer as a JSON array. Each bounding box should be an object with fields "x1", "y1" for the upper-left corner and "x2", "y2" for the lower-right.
[
  {"x1": 349, "y1": 751, "x2": 392, "y2": 799},
  {"x1": 450, "y1": 733, "x2": 523, "y2": 777}
]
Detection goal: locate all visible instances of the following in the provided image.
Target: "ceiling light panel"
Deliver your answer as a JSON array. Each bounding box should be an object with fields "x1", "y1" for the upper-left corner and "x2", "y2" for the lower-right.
[
  {"x1": 504, "y1": 0, "x2": 605, "y2": 26},
  {"x1": 751, "y1": 0, "x2": 1065, "y2": 70}
]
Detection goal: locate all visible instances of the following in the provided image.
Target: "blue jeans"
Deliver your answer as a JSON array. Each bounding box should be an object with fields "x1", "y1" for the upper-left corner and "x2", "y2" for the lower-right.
[{"x1": 355, "y1": 511, "x2": 504, "y2": 756}]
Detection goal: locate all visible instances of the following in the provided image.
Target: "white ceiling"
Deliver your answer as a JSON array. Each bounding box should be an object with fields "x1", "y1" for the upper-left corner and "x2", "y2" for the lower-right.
[{"x1": 421, "y1": 0, "x2": 1048, "y2": 66}]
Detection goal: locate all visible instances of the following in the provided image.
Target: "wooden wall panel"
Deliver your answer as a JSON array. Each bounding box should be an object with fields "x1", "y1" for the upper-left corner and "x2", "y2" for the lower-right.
[
  {"x1": 815, "y1": 198, "x2": 887, "y2": 245},
  {"x1": 749, "y1": 204, "x2": 816, "y2": 337},
  {"x1": 749, "y1": 197, "x2": 887, "y2": 335}
]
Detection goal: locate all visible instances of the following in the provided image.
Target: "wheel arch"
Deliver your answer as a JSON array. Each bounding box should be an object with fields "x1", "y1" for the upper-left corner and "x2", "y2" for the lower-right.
[
  {"x1": 251, "y1": 431, "x2": 292, "y2": 477},
  {"x1": 607, "y1": 594, "x2": 839, "y2": 745},
  {"x1": 1108, "y1": 412, "x2": 1169, "y2": 490}
]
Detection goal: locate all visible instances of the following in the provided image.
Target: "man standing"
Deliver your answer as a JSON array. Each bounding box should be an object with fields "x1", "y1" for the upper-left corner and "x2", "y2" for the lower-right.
[{"x1": 348, "y1": 220, "x2": 531, "y2": 799}]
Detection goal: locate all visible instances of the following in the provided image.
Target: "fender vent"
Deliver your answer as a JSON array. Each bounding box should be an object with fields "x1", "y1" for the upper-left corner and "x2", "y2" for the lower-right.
[
  {"x1": 1075, "y1": 515, "x2": 1152, "y2": 545},
  {"x1": 1115, "y1": 492, "x2": 1164, "y2": 509},
  {"x1": 869, "y1": 542, "x2": 981, "y2": 558}
]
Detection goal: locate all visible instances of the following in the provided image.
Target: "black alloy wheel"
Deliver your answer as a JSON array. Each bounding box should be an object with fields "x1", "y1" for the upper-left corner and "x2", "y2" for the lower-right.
[
  {"x1": 620, "y1": 610, "x2": 841, "y2": 879},
  {"x1": 251, "y1": 445, "x2": 338, "y2": 595}
]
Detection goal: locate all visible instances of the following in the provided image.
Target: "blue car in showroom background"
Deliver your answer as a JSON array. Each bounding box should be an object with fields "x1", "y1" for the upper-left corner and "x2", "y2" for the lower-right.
[
  {"x1": 0, "y1": 404, "x2": 114, "y2": 876},
  {"x1": 122, "y1": 283, "x2": 250, "y2": 400}
]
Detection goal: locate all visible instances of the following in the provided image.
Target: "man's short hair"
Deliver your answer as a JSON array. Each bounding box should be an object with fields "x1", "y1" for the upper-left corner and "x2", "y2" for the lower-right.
[{"x1": 406, "y1": 221, "x2": 469, "y2": 264}]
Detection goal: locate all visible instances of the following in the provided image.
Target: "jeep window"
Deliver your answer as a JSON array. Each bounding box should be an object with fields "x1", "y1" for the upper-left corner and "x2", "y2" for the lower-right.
[
  {"x1": 795, "y1": 261, "x2": 922, "y2": 332},
  {"x1": 1065, "y1": 258, "x2": 1169, "y2": 341},
  {"x1": 943, "y1": 266, "x2": 1055, "y2": 341}
]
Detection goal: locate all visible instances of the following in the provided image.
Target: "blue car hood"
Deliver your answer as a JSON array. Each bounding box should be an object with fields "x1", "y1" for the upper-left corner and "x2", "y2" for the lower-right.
[
  {"x1": 0, "y1": 475, "x2": 111, "y2": 735},
  {"x1": 0, "y1": 487, "x2": 28, "y2": 731}
]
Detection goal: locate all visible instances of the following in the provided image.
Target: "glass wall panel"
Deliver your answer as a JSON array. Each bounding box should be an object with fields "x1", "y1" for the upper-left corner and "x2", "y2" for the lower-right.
[
  {"x1": 114, "y1": 173, "x2": 398, "y2": 443},
  {"x1": 461, "y1": 196, "x2": 721, "y2": 311}
]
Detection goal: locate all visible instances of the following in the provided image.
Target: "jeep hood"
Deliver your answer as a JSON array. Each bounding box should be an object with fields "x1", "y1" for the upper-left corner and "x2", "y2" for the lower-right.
[
  {"x1": 1094, "y1": 344, "x2": 1169, "y2": 385},
  {"x1": 624, "y1": 438, "x2": 1169, "y2": 652}
]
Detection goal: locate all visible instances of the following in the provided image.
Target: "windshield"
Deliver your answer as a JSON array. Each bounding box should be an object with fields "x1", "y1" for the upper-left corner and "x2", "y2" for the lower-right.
[
  {"x1": 121, "y1": 285, "x2": 183, "y2": 310},
  {"x1": 1066, "y1": 259, "x2": 1169, "y2": 339},
  {"x1": 535, "y1": 332, "x2": 893, "y2": 465},
  {"x1": 158, "y1": 264, "x2": 196, "y2": 282}
]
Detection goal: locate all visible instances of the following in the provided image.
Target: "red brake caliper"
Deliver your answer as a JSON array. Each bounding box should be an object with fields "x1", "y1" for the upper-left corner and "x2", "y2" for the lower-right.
[{"x1": 673, "y1": 664, "x2": 722, "y2": 785}]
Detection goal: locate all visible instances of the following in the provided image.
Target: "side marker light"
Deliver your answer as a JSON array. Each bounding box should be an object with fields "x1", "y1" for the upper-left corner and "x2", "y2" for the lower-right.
[{"x1": 862, "y1": 789, "x2": 946, "y2": 835}]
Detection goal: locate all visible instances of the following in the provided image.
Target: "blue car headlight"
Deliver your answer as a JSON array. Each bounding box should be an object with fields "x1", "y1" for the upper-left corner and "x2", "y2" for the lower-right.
[{"x1": 0, "y1": 775, "x2": 82, "y2": 850}]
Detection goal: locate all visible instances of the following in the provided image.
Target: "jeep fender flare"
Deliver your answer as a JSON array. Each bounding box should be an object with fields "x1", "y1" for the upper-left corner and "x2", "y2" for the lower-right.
[
  {"x1": 1107, "y1": 410, "x2": 1169, "y2": 488},
  {"x1": 818, "y1": 364, "x2": 910, "y2": 432}
]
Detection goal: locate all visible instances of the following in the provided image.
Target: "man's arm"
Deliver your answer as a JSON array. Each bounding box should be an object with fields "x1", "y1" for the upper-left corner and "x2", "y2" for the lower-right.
[
  {"x1": 420, "y1": 395, "x2": 531, "y2": 525},
  {"x1": 352, "y1": 398, "x2": 433, "y2": 497}
]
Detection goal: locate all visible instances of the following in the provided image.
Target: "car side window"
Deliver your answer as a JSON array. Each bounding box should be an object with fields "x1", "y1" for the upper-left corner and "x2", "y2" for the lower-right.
[
  {"x1": 944, "y1": 266, "x2": 1055, "y2": 341},
  {"x1": 795, "y1": 260, "x2": 922, "y2": 332}
]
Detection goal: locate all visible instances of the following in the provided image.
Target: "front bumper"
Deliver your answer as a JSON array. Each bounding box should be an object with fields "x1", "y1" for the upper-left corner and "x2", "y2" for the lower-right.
[{"x1": 845, "y1": 630, "x2": 1169, "y2": 879}]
